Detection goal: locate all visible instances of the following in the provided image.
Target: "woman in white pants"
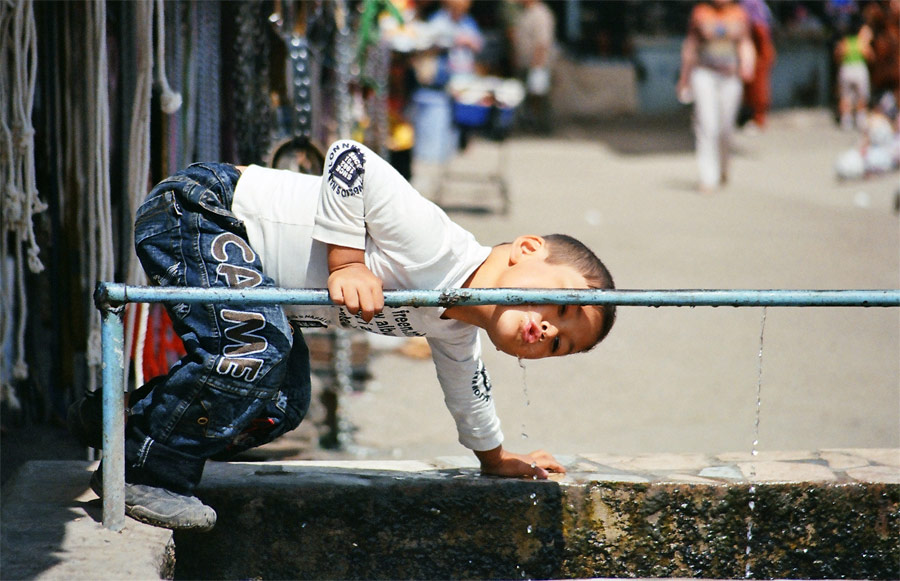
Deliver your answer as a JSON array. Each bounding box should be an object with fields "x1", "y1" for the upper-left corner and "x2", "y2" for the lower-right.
[{"x1": 677, "y1": 0, "x2": 756, "y2": 193}]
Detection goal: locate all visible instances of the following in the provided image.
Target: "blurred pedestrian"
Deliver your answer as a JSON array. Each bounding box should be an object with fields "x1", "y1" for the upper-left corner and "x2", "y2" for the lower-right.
[
  {"x1": 676, "y1": 0, "x2": 756, "y2": 194},
  {"x1": 428, "y1": 0, "x2": 484, "y2": 85},
  {"x1": 740, "y1": 0, "x2": 776, "y2": 130},
  {"x1": 833, "y1": 12, "x2": 874, "y2": 130},
  {"x1": 511, "y1": 0, "x2": 557, "y2": 134},
  {"x1": 409, "y1": 0, "x2": 484, "y2": 162},
  {"x1": 868, "y1": 0, "x2": 900, "y2": 107},
  {"x1": 426, "y1": 0, "x2": 484, "y2": 151}
]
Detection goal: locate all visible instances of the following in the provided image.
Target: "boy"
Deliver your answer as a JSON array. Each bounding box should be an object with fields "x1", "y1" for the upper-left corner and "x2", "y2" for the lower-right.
[{"x1": 77, "y1": 139, "x2": 616, "y2": 531}]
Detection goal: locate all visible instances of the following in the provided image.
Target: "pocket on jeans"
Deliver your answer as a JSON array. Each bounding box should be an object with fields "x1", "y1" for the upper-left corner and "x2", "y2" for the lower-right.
[
  {"x1": 179, "y1": 385, "x2": 270, "y2": 440},
  {"x1": 135, "y1": 190, "x2": 181, "y2": 244},
  {"x1": 135, "y1": 191, "x2": 185, "y2": 287}
]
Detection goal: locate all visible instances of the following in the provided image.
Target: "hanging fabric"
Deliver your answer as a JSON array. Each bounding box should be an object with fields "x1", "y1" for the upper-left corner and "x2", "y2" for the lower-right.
[
  {"x1": 194, "y1": 0, "x2": 221, "y2": 161},
  {"x1": 233, "y1": 0, "x2": 275, "y2": 165}
]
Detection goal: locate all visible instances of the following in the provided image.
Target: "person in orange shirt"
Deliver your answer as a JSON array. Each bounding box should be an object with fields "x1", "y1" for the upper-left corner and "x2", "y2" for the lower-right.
[
  {"x1": 741, "y1": 0, "x2": 776, "y2": 130},
  {"x1": 677, "y1": 0, "x2": 756, "y2": 194}
]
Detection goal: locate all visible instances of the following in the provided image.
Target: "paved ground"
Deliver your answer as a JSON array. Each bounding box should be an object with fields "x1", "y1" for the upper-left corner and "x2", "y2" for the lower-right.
[{"x1": 337, "y1": 108, "x2": 899, "y2": 464}]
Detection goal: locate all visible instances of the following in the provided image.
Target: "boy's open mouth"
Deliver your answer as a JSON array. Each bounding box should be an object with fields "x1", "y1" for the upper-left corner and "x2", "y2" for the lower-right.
[{"x1": 522, "y1": 320, "x2": 541, "y2": 344}]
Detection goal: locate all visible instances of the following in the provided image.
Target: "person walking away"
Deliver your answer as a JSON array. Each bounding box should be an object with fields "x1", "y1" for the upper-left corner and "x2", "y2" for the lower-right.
[
  {"x1": 511, "y1": 0, "x2": 557, "y2": 134},
  {"x1": 740, "y1": 0, "x2": 776, "y2": 131},
  {"x1": 834, "y1": 13, "x2": 874, "y2": 130},
  {"x1": 868, "y1": 0, "x2": 900, "y2": 110},
  {"x1": 677, "y1": 0, "x2": 756, "y2": 194}
]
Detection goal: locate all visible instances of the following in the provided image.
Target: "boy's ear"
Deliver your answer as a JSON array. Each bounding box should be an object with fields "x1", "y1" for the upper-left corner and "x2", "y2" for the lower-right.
[{"x1": 509, "y1": 235, "x2": 548, "y2": 265}]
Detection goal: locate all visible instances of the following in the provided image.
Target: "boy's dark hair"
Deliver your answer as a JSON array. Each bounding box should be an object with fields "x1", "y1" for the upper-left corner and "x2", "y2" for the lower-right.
[{"x1": 543, "y1": 233, "x2": 616, "y2": 349}]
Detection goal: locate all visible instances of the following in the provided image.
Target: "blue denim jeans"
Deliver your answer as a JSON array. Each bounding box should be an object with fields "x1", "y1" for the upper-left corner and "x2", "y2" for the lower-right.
[{"x1": 126, "y1": 162, "x2": 311, "y2": 495}]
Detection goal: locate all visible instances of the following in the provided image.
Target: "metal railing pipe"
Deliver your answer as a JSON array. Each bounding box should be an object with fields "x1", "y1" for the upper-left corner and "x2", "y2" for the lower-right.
[
  {"x1": 97, "y1": 284, "x2": 900, "y2": 308},
  {"x1": 93, "y1": 282, "x2": 900, "y2": 528},
  {"x1": 98, "y1": 300, "x2": 126, "y2": 531}
]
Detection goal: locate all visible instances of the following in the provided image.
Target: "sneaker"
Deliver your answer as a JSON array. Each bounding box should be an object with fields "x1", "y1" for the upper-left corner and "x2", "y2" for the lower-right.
[
  {"x1": 91, "y1": 469, "x2": 217, "y2": 531},
  {"x1": 67, "y1": 392, "x2": 103, "y2": 449}
]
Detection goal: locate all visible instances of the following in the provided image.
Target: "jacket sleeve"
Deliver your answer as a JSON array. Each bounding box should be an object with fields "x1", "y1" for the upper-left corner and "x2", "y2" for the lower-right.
[{"x1": 312, "y1": 140, "x2": 369, "y2": 249}]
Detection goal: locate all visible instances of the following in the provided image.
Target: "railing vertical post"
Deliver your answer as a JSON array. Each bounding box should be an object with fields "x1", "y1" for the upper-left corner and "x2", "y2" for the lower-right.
[{"x1": 99, "y1": 300, "x2": 126, "y2": 531}]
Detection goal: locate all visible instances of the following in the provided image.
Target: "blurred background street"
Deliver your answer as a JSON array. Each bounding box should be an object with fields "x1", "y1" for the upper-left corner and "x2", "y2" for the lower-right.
[
  {"x1": 342, "y1": 108, "x2": 899, "y2": 462},
  {"x1": 2, "y1": 1, "x2": 898, "y2": 482}
]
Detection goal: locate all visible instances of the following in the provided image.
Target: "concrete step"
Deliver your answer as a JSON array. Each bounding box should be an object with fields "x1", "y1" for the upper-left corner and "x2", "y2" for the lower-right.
[{"x1": 2, "y1": 449, "x2": 897, "y2": 579}]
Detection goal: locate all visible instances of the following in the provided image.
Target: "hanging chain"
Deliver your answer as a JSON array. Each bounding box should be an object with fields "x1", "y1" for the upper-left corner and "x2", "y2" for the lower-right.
[
  {"x1": 333, "y1": 0, "x2": 354, "y2": 140},
  {"x1": 289, "y1": 34, "x2": 313, "y2": 139}
]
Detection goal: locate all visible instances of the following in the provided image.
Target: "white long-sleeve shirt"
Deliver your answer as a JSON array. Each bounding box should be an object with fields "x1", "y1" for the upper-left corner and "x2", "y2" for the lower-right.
[{"x1": 231, "y1": 140, "x2": 502, "y2": 451}]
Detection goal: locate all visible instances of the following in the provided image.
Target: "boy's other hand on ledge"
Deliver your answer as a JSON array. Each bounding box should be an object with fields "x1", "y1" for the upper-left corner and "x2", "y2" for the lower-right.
[{"x1": 475, "y1": 445, "x2": 566, "y2": 480}]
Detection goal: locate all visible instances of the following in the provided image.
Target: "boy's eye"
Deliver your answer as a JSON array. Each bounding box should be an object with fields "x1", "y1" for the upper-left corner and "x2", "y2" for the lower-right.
[
  {"x1": 558, "y1": 305, "x2": 567, "y2": 317},
  {"x1": 552, "y1": 336, "x2": 560, "y2": 353}
]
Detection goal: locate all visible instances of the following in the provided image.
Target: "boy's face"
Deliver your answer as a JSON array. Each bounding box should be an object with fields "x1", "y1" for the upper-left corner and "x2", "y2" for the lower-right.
[{"x1": 485, "y1": 255, "x2": 605, "y2": 360}]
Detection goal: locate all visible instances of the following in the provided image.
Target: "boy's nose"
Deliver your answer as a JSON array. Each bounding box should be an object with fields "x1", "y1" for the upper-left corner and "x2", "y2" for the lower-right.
[{"x1": 540, "y1": 320, "x2": 557, "y2": 338}]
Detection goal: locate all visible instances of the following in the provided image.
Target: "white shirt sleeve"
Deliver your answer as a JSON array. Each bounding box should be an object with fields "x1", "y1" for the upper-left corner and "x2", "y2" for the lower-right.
[
  {"x1": 312, "y1": 139, "x2": 468, "y2": 274},
  {"x1": 312, "y1": 141, "x2": 368, "y2": 249},
  {"x1": 428, "y1": 334, "x2": 504, "y2": 452}
]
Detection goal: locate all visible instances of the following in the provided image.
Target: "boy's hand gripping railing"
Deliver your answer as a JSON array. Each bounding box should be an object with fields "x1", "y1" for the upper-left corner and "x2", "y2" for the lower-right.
[{"x1": 93, "y1": 282, "x2": 900, "y2": 529}]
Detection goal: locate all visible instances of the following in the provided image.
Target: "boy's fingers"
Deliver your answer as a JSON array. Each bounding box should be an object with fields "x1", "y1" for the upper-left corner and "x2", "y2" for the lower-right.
[
  {"x1": 531, "y1": 464, "x2": 549, "y2": 480},
  {"x1": 341, "y1": 286, "x2": 361, "y2": 314},
  {"x1": 359, "y1": 286, "x2": 380, "y2": 322},
  {"x1": 362, "y1": 285, "x2": 385, "y2": 322},
  {"x1": 531, "y1": 450, "x2": 566, "y2": 474},
  {"x1": 328, "y1": 282, "x2": 345, "y2": 306},
  {"x1": 359, "y1": 293, "x2": 375, "y2": 322},
  {"x1": 373, "y1": 287, "x2": 385, "y2": 314}
]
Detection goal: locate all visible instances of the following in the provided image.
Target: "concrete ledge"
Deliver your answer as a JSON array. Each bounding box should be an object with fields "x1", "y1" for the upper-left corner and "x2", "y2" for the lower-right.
[
  {"x1": 178, "y1": 449, "x2": 897, "y2": 580},
  {"x1": 2, "y1": 450, "x2": 897, "y2": 580}
]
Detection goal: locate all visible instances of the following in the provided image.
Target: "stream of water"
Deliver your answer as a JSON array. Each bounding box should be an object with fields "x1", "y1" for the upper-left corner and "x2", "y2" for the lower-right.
[{"x1": 745, "y1": 307, "x2": 767, "y2": 579}]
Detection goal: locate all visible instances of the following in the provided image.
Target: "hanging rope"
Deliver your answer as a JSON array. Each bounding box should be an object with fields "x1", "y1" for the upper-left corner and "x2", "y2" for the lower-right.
[
  {"x1": 1, "y1": 0, "x2": 46, "y2": 398},
  {"x1": 165, "y1": 0, "x2": 184, "y2": 171},
  {"x1": 155, "y1": 0, "x2": 182, "y2": 115},
  {"x1": 84, "y1": 0, "x2": 116, "y2": 393},
  {"x1": 122, "y1": 0, "x2": 155, "y2": 390}
]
